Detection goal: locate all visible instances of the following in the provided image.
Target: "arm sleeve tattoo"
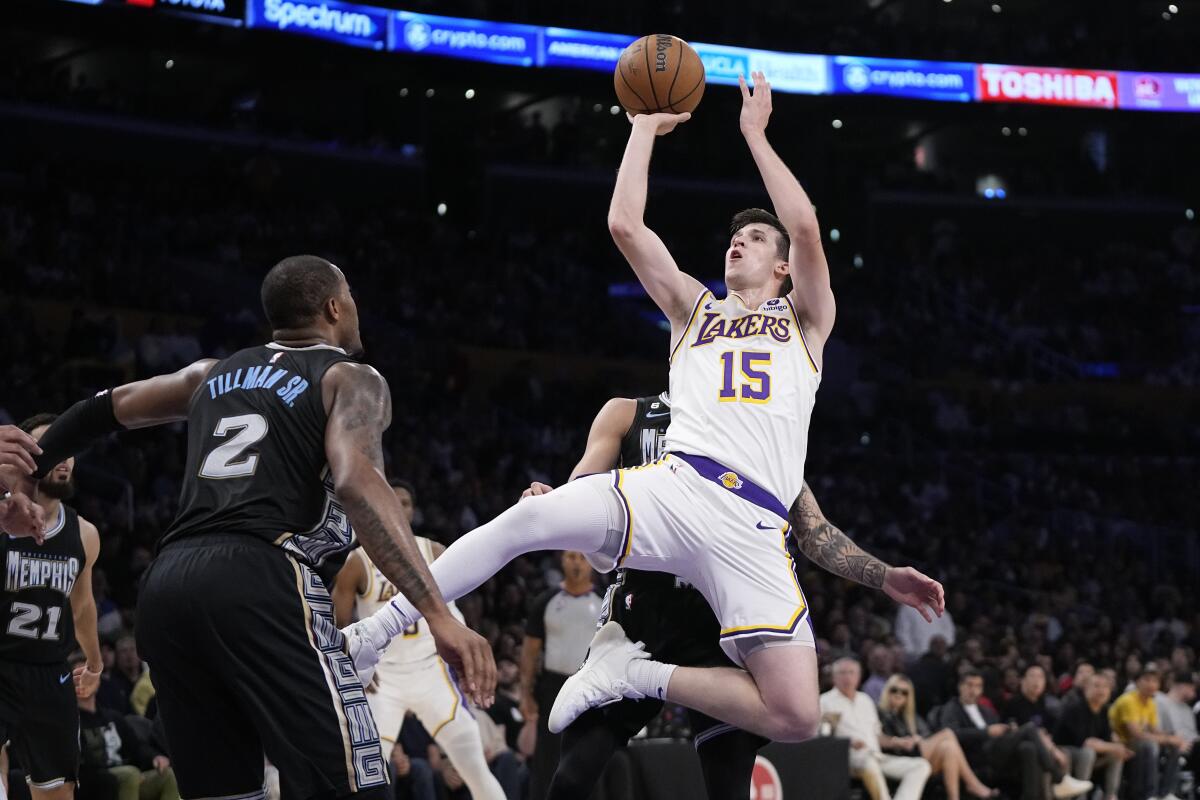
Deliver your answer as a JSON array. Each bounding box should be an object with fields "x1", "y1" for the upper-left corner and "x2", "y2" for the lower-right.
[{"x1": 789, "y1": 483, "x2": 890, "y2": 589}]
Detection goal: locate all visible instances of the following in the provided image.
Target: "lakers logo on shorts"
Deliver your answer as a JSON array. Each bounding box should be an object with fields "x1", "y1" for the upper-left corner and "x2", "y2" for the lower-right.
[{"x1": 718, "y1": 471, "x2": 744, "y2": 490}]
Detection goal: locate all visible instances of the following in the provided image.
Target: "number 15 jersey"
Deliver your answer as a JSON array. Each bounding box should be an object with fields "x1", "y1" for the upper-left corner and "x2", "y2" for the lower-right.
[
  {"x1": 665, "y1": 291, "x2": 821, "y2": 506},
  {"x1": 163, "y1": 343, "x2": 356, "y2": 568}
]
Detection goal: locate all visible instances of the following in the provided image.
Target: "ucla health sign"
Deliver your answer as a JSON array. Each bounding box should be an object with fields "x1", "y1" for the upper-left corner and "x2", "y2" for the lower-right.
[
  {"x1": 834, "y1": 56, "x2": 974, "y2": 102},
  {"x1": 247, "y1": 0, "x2": 387, "y2": 49},
  {"x1": 393, "y1": 12, "x2": 536, "y2": 67}
]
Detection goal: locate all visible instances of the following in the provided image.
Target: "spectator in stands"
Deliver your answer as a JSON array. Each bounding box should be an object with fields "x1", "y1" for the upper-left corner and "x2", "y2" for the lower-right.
[
  {"x1": 909, "y1": 635, "x2": 954, "y2": 715},
  {"x1": 821, "y1": 657, "x2": 932, "y2": 800},
  {"x1": 394, "y1": 714, "x2": 440, "y2": 800},
  {"x1": 77, "y1": 672, "x2": 178, "y2": 800},
  {"x1": 439, "y1": 710, "x2": 527, "y2": 800},
  {"x1": 519, "y1": 551, "x2": 600, "y2": 800},
  {"x1": 1053, "y1": 672, "x2": 1133, "y2": 800},
  {"x1": 878, "y1": 674, "x2": 996, "y2": 800},
  {"x1": 1060, "y1": 661, "x2": 1095, "y2": 703},
  {"x1": 1005, "y1": 664, "x2": 1062, "y2": 729},
  {"x1": 896, "y1": 602, "x2": 955, "y2": 661},
  {"x1": 1109, "y1": 665, "x2": 1188, "y2": 800},
  {"x1": 98, "y1": 634, "x2": 145, "y2": 715},
  {"x1": 1155, "y1": 671, "x2": 1197, "y2": 780},
  {"x1": 863, "y1": 644, "x2": 897, "y2": 703},
  {"x1": 933, "y1": 670, "x2": 1090, "y2": 800}
]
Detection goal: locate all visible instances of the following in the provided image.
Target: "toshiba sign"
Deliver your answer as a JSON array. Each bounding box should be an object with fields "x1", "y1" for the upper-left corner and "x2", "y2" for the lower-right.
[{"x1": 978, "y1": 65, "x2": 1119, "y2": 108}]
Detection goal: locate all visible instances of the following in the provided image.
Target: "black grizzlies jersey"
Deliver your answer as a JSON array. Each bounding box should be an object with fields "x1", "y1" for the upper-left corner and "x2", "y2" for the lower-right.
[
  {"x1": 1, "y1": 506, "x2": 83, "y2": 663},
  {"x1": 618, "y1": 393, "x2": 671, "y2": 469},
  {"x1": 163, "y1": 343, "x2": 356, "y2": 567}
]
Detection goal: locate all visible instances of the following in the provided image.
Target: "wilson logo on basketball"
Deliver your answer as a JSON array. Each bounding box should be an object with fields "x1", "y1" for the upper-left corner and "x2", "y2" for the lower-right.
[{"x1": 750, "y1": 756, "x2": 783, "y2": 800}]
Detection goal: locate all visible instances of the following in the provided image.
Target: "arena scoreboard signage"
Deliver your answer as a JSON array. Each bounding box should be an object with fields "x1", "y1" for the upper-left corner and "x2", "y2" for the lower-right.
[
  {"x1": 247, "y1": 0, "x2": 388, "y2": 49},
  {"x1": 57, "y1": 0, "x2": 245, "y2": 25},
  {"x1": 1119, "y1": 72, "x2": 1200, "y2": 112},
  {"x1": 393, "y1": 11, "x2": 538, "y2": 67},
  {"x1": 977, "y1": 64, "x2": 1119, "y2": 109},
  {"x1": 833, "y1": 56, "x2": 974, "y2": 103},
  {"x1": 49, "y1": 0, "x2": 1200, "y2": 113}
]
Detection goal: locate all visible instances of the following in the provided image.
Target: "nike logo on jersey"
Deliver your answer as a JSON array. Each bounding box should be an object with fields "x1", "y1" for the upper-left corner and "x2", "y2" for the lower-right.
[
  {"x1": 644, "y1": 411, "x2": 670, "y2": 419},
  {"x1": 59, "y1": 673, "x2": 71, "y2": 684},
  {"x1": 755, "y1": 521, "x2": 778, "y2": 531}
]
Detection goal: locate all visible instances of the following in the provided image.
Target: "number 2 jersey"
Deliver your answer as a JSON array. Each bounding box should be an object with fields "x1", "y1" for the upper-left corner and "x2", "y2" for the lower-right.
[
  {"x1": 665, "y1": 291, "x2": 821, "y2": 506},
  {"x1": 1, "y1": 505, "x2": 83, "y2": 664},
  {"x1": 162, "y1": 343, "x2": 357, "y2": 568}
]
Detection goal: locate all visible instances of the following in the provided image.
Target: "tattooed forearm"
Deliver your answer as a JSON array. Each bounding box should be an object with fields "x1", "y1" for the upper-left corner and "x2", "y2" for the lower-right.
[
  {"x1": 789, "y1": 483, "x2": 890, "y2": 589},
  {"x1": 345, "y1": 494, "x2": 436, "y2": 610},
  {"x1": 327, "y1": 362, "x2": 446, "y2": 617}
]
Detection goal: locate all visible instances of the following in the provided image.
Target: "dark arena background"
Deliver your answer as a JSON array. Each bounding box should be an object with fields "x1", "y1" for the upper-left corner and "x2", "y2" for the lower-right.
[{"x1": 1, "y1": 2, "x2": 1198, "y2": 800}]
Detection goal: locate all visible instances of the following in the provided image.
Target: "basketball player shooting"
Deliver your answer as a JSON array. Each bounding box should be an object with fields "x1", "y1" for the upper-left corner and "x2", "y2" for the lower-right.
[{"x1": 349, "y1": 71, "x2": 943, "y2": 745}]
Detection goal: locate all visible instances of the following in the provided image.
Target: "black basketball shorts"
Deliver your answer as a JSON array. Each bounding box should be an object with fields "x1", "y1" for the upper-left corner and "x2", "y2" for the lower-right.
[{"x1": 137, "y1": 534, "x2": 387, "y2": 800}]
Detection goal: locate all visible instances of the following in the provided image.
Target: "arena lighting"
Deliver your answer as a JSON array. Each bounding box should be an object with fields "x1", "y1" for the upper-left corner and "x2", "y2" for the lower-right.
[
  {"x1": 165, "y1": 59, "x2": 175, "y2": 69},
  {"x1": 1169, "y1": 3, "x2": 1179, "y2": 11},
  {"x1": 1163, "y1": 11, "x2": 1173, "y2": 19},
  {"x1": 1018, "y1": 126, "x2": 1028, "y2": 136},
  {"x1": 976, "y1": 174, "x2": 1008, "y2": 199},
  {"x1": 853, "y1": 254, "x2": 864, "y2": 268},
  {"x1": 436, "y1": 202, "x2": 447, "y2": 216},
  {"x1": 399, "y1": 87, "x2": 409, "y2": 96},
  {"x1": 609, "y1": 105, "x2": 621, "y2": 114},
  {"x1": 464, "y1": 88, "x2": 475, "y2": 98},
  {"x1": 991, "y1": 3, "x2": 1002, "y2": 12},
  {"x1": 1002, "y1": 126, "x2": 1012, "y2": 135},
  {"x1": 1187, "y1": 208, "x2": 1196, "y2": 220},
  {"x1": 832, "y1": 118, "x2": 843, "y2": 128},
  {"x1": 425, "y1": 88, "x2": 435, "y2": 97},
  {"x1": 830, "y1": 228, "x2": 841, "y2": 242}
]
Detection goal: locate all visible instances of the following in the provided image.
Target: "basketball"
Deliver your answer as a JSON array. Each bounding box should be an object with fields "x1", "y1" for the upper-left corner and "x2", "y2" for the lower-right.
[{"x1": 614, "y1": 34, "x2": 706, "y2": 115}]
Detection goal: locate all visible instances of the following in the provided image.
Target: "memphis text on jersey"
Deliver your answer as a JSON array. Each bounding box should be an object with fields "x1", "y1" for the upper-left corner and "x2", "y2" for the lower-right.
[
  {"x1": 205, "y1": 363, "x2": 311, "y2": 408},
  {"x1": 6, "y1": 552, "x2": 80, "y2": 595}
]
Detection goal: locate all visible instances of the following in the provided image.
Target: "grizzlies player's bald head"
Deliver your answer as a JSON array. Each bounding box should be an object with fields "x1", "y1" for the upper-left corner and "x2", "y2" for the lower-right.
[{"x1": 261, "y1": 255, "x2": 345, "y2": 330}]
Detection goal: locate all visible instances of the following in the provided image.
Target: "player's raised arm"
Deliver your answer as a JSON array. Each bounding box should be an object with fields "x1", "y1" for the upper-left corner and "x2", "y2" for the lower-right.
[
  {"x1": 609, "y1": 113, "x2": 707, "y2": 331},
  {"x1": 739, "y1": 72, "x2": 836, "y2": 353},
  {"x1": 790, "y1": 483, "x2": 945, "y2": 622},
  {"x1": 322, "y1": 361, "x2": 496, "y2": 704}
]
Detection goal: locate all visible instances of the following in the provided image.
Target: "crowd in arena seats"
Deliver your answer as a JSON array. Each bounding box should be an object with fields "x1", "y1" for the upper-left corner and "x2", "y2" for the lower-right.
[{"x1": 3, "y1": 96, "x2": 1197, "y2": 798}]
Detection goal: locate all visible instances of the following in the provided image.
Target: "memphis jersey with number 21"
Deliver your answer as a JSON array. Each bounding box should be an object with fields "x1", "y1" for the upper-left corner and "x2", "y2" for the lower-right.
[{"x1": 667, "y1": 291, "x2": 820, "y2": 505}]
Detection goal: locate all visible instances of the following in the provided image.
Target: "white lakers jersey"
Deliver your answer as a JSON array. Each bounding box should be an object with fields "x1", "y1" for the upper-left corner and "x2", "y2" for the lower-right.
[
  {"x1": 665, "y1": 290, "x2": 821, "y2": 505},
  {"x1": 354, "y1": 537, "x2": 465, "y2": 672}
]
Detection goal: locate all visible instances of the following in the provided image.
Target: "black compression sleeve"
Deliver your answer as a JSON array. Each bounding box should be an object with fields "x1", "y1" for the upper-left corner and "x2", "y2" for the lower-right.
[{"x1": 32, "y1": 390, "x2": 124, "y2": 478}]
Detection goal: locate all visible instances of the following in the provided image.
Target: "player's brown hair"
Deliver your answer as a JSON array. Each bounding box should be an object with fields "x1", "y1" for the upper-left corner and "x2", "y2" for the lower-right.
[{"x1": 729, "y1": 208, "x2": 793, "y2": 296}]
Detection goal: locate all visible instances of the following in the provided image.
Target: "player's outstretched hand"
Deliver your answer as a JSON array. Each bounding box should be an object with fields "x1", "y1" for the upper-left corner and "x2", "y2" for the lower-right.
[
  {"x1": 882, "y1": 566, "x2": 945, "y2": 622},
  {"x1": 428, "y1": 612, "x2": 497, "y2": 709},
  {"x1": 73, "y1": 663, "x2": 101, "y2": 699},
  {"x1": 738, "y1": 71, "x2": 772, "y2": 136},
  {"x1": 628, "y1": 111, "x2": 691, "y2": 136},
  {"x1": 0, "y1": 493, "x2": 45, "y2": 542},
  {"x1": 0, "y1": 424, "x2": 42, "y2": 475},
  {"x1": 520, "y1": 481, "x2": 554, "y2": 500}
]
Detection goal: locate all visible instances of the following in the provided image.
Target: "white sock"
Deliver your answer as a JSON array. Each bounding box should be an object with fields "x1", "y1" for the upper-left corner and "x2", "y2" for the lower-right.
[{"x1": 628, "y1": 658, "x2": 677, "y2": 701}]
